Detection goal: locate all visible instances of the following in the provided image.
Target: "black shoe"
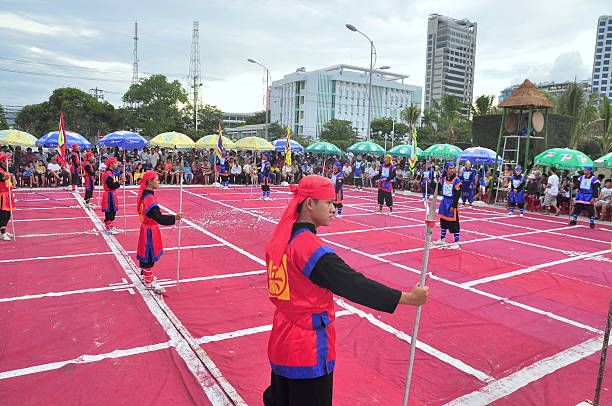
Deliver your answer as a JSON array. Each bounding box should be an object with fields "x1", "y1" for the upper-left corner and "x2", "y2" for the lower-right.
[
  {"x1": 568, "y1": 220, "x2": 577, "y2": 225},
  {"x1": 590, "y1": 223, "x2": 595, "y2": 229}
]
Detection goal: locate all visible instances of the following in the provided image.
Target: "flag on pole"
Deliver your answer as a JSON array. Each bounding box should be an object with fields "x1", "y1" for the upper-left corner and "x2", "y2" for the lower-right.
[
  {"x1": 408, "y1": 126, "x2": 418, "y2": 173},
  {"x1": 216, "y1": 120, "x2": 224, "y2": 159},
  {"x1": 284, "y1": 124, "x2": 292, "y2": 166},
  {"x1": 57, "y1": 112, "x2": 68, "y2": 167}
]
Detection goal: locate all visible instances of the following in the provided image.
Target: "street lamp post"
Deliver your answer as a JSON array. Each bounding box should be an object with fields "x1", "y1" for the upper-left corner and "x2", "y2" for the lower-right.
[
  {"x1": 247, "y1": 58, "x2": 271, "y2": 140},
  {"x1": 390, "y1": 105, "x2": 404, "y2": 148},
  {"x1": 346, "y1": 24, "x2": 377, "y2": 142}
]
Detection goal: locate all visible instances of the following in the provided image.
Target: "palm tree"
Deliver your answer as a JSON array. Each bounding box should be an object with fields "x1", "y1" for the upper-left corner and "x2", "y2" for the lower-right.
[
  {"x1": 587, "y1": 96, "x2": 612, "y2": 155},
  {"x1": 421, "y1": 108, "x2": 436, "y2": 128},
  {"x1": 470, "y1": 95, "x2": 495, "y2": 116},
  {"x1": 400, "y1": 104, "x2": 421, "y2": 129},
  {"x1": 432, "y1": 94, "x2": 464, "y2": 144},
  {"x1": 557, "y1": 84, "x2": 600, "y2": 149}
]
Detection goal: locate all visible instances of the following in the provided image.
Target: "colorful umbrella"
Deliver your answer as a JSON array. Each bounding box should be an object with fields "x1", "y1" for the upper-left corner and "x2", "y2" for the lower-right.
[
  {"x1": 387, "y1": 144, "x2": 424, "y2": 158},
  {"x1": 0, "y1": 130, "x2": 38, "y2": 147},
  {"x1": 37, "y1": 131, "x2": 92, "y2": 149},
  {"x1": 458, "y1": 147, "x2": 502, "y2": 165},
  {"x1": 234, "y1": 136, "x2": 275, "y2": 151},
  {"x1": 347, "y1": 141, "x2": 386, "y2": 155},
  {"x1": 271, "y1": 139, "x2": 304, "y2": 152},
  {"x1": 304, "y1": 141, "x2": 343, "y2": 155},
  {"x1": 99, "y1": 130, "x2": 148, "y2": 150},
  {"x1": 422, "y1": 143, "x2": 462, "y2": 160},
  {"x1": 195, "y1": 135, "x2": 236, "y2": 150},
  {"x1": 594, "y1": 152, "x2": 612, "y2": 169},
  {"x1": 149, "y1": 132, "x2": 195, "y2": 149},
  {"x1": 534, "y1": 148, "x2": 593, "y2": 170}
]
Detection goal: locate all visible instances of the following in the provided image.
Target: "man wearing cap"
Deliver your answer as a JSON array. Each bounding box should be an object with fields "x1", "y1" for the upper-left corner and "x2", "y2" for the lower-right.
[
  {"x1": 259, "y1": 152, "x2": 272, "y2": 200},
  {"x1": 353, "y1": 154, "x2": 365, "y2": 190},
  {"x1": 82, "y1": 152, "x2": 96, "y2": 208},
  {"x1": 376, "y1": 155, "x2": 396, "y2": 214},
  {"x1": 433, "y1": 162, "x2": 462, "y2": 249},
  {"x1": 421, "y1": 161, "x2": 435, "y2": 199},
  {"x1": 507, "y1": 166, "x2": 526, "y2": 217},
  {"x1": 570, "y1": 166, "x2": 600, "y2": 229},
  {"x1": 136, "y1": 170, "x2": 183, "y2": 293},
  {"x1": 101, "y1": 157, "x2": 124, "y2": 234},
  {"x1": 330, "y1": 162, "x2": 344, "y2": 217},
  {"x1": 0, "y1": 154, "x2": 16, "y2": 241},
  {"x1": 69, "y1": 144, "x2": 81, "y2": 192},
  {"x1": 459, "y1": 160, "x2": 477, "y2": 208},
  {"x1": 263, "y1": 175, "x2": 429, "y2": 406}
]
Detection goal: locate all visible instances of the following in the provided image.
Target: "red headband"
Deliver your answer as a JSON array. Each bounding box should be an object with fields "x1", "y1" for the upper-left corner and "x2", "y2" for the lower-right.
[
  {"x1": 265, "y1": 175, "x2": 335, "y2": 268},
  {"x1": 136, "y1": 170, "x2": 159, "y2": 215},
  {"x1": 106, "y1": 157, "x2": 118, "y2": 164}
]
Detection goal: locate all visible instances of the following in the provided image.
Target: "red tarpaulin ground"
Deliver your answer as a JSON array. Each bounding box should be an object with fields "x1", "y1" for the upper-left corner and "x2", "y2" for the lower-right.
[{"x1": 0, "y1": 184, "x2": 610, "y2": 405}]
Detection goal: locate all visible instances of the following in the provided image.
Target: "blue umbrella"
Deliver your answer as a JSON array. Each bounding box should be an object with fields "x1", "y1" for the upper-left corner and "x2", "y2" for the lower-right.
[
  {"x1": 271, "y1": 139, "x2": 304, "y2": 152},
  {"x1": 99, "y1": 130, "x2": 148, "y2": 150},
  {"x1": 37, "y1": 131, "x2": 92, "y2": 149},
  {"x1": 458, "y1": 147, "x2": 502, "y2": 165}
]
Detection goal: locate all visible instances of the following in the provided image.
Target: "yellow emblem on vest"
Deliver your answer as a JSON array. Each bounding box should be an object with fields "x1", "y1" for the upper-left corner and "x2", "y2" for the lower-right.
[{"x1": 268, "y1": 254, "x2": 290, "y2": 300}]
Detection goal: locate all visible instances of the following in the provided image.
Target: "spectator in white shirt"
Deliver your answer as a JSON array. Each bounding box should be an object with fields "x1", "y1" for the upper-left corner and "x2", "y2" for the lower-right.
[
  {"x1": 542, "y1": 167, "x2": 560, "y2": 215},
  {"x1": 46, "y1": 158, "x2": 62, "y2": 187}
]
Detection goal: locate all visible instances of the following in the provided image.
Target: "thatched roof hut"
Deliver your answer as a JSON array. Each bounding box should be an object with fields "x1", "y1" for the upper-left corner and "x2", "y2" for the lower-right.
[{"x1": 498, "y1": 79, "x2": 555, "y2": 109}]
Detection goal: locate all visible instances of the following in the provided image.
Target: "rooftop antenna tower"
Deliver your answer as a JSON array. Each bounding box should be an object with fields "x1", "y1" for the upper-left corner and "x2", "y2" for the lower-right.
[
  {"x1": 132, "y1": 22, "x2": 139, "y2": 85},
  {"x1": 188, "y1": 21, "x2": 203, "y2": 131}
]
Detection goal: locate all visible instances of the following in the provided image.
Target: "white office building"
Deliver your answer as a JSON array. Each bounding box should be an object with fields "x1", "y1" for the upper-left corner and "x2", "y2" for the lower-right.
[
  {"x1": 424, "y1": 14, "x2": 477, "y2": 116},
  {"x1": 270, "y1": 64, "x2": 422, "y2": 140},
  {"x1": 592, "y1": 15, "x2": 612, "y2": 100}
]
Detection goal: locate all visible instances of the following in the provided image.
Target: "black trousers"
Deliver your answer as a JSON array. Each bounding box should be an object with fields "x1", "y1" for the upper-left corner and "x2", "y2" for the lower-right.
[
  {"x1": 378, "y1": 189, "x2": 392, "y2": 207},
  {"x1": 354, "y1": 177, "x2": 363, "y2": 187},
  {"x1": 71, "y1": 173, "x2": 81, "y2": 186},
  {"x1": 572, "y1": 202, "x2": 595, "y2": 218},
  {"x1": 440, "y1": 217, "x2": 460, "y2": 233},
  {"x1": 0, "y1": 210, "x2": 11, "y2": 231},
  {"x1": 262, "y1": 184, "x2": 270, "y2": 192},
  {"x1": 104, "y1": 211, "x2": 116, "y2": 223},
  {"x1": 84, "y1": 189, "x2": 93, "y2": 202},
  {"x1": 263, "y1": 371, "x2": 333, "y2": 406}
]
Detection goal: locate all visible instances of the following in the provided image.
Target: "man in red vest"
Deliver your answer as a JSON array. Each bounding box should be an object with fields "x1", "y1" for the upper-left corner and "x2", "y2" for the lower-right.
[{"x1": 264, "y1": 175, "x2": 429, "y2": 406}]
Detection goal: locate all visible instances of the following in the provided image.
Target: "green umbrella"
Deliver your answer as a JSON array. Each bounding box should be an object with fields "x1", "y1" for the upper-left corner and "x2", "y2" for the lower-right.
[
  {"x1": 422, "y1": 143, "x2": 462, "y2": 159},
  {"x1": 594, "y1": 151, "x2": 612, "y2": 169},
  {"x1": 305, "y1": 141, "x2": 343, "y2": 155},
  {"x1": 346, "y1": 141, "x2": 386, "y2": 155},
  {"x1": 534, "y1": 148, "x2": 593, "y2": 170},
  {"x1": 387, "y1": 144, "x2": 423, "y2": 158}
]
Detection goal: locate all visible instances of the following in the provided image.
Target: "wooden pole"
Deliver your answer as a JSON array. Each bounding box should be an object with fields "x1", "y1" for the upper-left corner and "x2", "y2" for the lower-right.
[{"x1": 594, "y1": 294, "x2": 612, "y2": 405}]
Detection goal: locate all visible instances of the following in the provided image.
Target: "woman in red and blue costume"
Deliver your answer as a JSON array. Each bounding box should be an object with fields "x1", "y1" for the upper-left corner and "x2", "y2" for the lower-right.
[
  {"x1": 433, "y1": 162, "x2": 463, "y2": 249},
  {"x1": 69, "y1": 144, "x2": 81, "y2": 192},
  {"x1": 330, "y1": 162, "x2": 344, "y2": 217},
  {"x1": 101, "y1": 157, "x2": 124, "y2": 234},
  {"x1": 263, "y1": 175, "x2": 429, "y2": 406},
  {"x1": 135, "y1": 170, "x2": 182, "y2": 293},
  {"x1": 82, "y1": 152, "x2": 96, "y2": 208},
  {"x1": 259, "y1": 152, "x2": 272, "y2": 200},
  {"x1": 376, "y1": 154, "x2": 396, "y2": 214},
  {"x1": 0, "y1": 154, "x2": 16, "y2": 241}
]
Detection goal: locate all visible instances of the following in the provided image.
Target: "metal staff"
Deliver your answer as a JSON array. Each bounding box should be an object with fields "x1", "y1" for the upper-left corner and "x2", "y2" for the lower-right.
[
  {"x1": 402, "y1": 182, "x2": 438, "y2": 406},
  {"x1": 593, "y1": 294, "x2": 612, "y2": 406},
  {"x1": 5, "y1": 158, "x2": 16, "y2": 241},
  {"x1": 122, "y1": 150, "x2": 127, "y2": 234},
  {"x1": 176, "y1": 157, "x2": 184, "y2": 292}
]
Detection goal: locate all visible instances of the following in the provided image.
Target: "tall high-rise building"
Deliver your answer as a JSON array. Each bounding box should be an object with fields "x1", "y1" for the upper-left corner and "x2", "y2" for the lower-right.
[
  {"x1": 592, "y1": 15, "x2": 612, "y2": 100},
  {"x1": 424, "y1": 14, "x2": 477, "y2": 116},
  {"x1": 270, "y1": 64, "x2": 421, "y2": 140}
]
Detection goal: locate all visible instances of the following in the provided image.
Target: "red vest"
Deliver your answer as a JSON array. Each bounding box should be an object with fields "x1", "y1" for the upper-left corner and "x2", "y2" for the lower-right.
[
  {"x1": 0, "y1": 168, "x2": 15, "y2": 211},
  {"x1": 83, "y1": 161, "x2": 95, "y2": 190},
  {"x1": 267, "y1": 227, "x2": 336, "y2": 379},
  {"x1": 101, "y1": 169, "x2": 118, "y2": 212},
  {"x1": 70, "y1": 151, "x2": 81, "y2": 174},
  {"x1": 136, "y1": 193, "x2": 164, "y2": 263}
]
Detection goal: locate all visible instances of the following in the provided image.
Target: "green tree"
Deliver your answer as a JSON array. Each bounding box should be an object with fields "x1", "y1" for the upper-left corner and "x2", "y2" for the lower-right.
[
  {"x1": 0, "y1": 105, "x2": 9, "y2": 130},
  {"x1": 393, "y1": 122, "x2": 409, "y2": 139},
  {"x1": 432, "y1": 94, "x2": 465, "y2": 144},
  {"x1": 319, "y1": 119, "x2": 358, "y2": 150},
  {"x1": 556, "y1": 84, "x2": 600, "y2": 149},
  {"x1": 585, "y1": 96, "x2": 612, "y2": 155},
  {"x1": 123, "y1": 74, "x2": 189, "y2": 138},
  {"x1": 244, "y1": 110, "x2": 270, "y2": 125},
  {"x1": 400, "y1": 104, "x2": 421, "y2": 128},
  {"x1": 471, "y1": 95, "x2": 495, "y2": 116},
  {"x1": 370, "y1": 117, "x2": 393, "y2": 140},
  {"x1": 421, "y1": 108, "x2": 436, "y2": 128}
]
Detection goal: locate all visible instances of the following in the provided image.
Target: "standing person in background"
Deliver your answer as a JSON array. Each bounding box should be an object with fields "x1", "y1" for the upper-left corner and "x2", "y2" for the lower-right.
[
  {"x1": 101, "y1": 157, "x2": 124, "y2": 235},
  {"x1": 376, "y1": 155, "x2": 395, "y2": 214},
  {"x1": 82, "y1": 152, "x2": 96, "y2": 208},
  {"x1": 433, "y1": 162, "x2": 462, "y2": 249},
  {"x1": 0, "y1": 154, "x2": 15, "y2": 241},
  {"x1": 331, "y1": 162, "x2": 344, "y2": 217},
  {"x1": 569, "y1": 166, "x2": 600, "y2": 229},
  {"x1": 507, "y1": 166, "x2": 526, "y2": 217},
  {"x1": 218, "y1": 151, "x2": 230, "y2": 189},
  {"x1": 459, "y1": 160, "x2": 477, "y2": 208},
  {"x1": 353, "y1": 154, "x2": 365, "y2": 190},
  {"x1": 421, "y1": 161, "x2": 435, "y2": 199},
  {"x1": 542, "y1": 167, "x2": 560, "y2": 216},
  {"x1": 259, "y1": 152, "x2": 272, "y2": 200},
  {"x1": 69, "y1": 144, "x2": 81, "y2": 193}
]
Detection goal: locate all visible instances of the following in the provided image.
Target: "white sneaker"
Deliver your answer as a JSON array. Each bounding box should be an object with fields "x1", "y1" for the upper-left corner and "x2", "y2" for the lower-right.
[
  {"x1": 258, "y1": 196, "x2": 265, "y2": 200},
  {"x1": 336, "y1": 214, "x2": 342, "y2": 218},
  {"x1": 448, "y1": 242, "x2": 460, "y2": 250},
  {"x1": 506, "y1": 211, "x2": 513, "y2": 216},
  {"x1": 86, "y1": 203, "x2": 95, "y2": 209},
  {"x1": 1, "y1": 233, "x2": 10, "y2": 241},
  {"x1": 144, "y1": 281, "x2": 166, "y2": 293},
  {"x1": 374, "y1": 210, "x2": 382, "y2": 214},
  {"x1": 519, "y1": 213, "x2": 524, "y2": 217},
  {"x1": 106, "y1": 228, "x2": 120, "y2": 235},
  {"x1": 432, "y1": 239, "x2": 446, "y2": 246}
]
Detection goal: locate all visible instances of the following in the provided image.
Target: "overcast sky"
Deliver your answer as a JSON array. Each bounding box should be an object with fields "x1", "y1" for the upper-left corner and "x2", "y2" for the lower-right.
[{"x1": 0, "y1": 0, "x2": 607, "y2": 116}]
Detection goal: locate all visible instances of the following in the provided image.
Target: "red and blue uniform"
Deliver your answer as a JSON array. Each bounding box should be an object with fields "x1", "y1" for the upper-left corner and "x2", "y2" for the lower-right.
[
  {"x1": 101, "y1": 168, "x2": 119, "y2": 213},
  {"x1": 218, "y1": 155, "x2": 229, "y2": 187},
  {"x1": 70, "y1": 151, "x2": 81, "y2": 175},
  {"x1": 136, "y1": 192, "x2": 164, "y2": 264},
  {"x1": 331, "y1": 170, "x2": 344, "y2": 215},
  {"x1": 438, "y1": 175, "x2": 462, "y2": 221},
  {"x1": 377, "y1": 164, "x2": 395, "y2": 192},
  {"x1": 260, "y1": 159, "x2": 271, "y2": 199},
  {"x1": 460, "y1": 168, "x2": 477, "y2": 204},
  {"x1": 83, "y1": 161, "x2": 95, "y2": 192},
  {"x1": 267, "y1": 227, "x2": 336, "y2": 379}
]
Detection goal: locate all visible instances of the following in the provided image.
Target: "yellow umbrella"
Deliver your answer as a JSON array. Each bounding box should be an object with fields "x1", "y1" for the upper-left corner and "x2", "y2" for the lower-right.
[
  {"x1": 195, "y1": 134, "x2": 236, "y2": 150},
  {"x1": 234, "y1": 136, "x2": 274, "y2": 151},
  {"x1": 149, "y1": 131, "x2": 195, "y2": 149},
  {"x1": 0, "y1": 130, "x2": 38, "y2": 147}
]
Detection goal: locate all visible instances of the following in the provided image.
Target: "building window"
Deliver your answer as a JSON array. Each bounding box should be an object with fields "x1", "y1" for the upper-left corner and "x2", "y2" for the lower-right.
[{"x1": 600, "y1": 28, "x2": 605, "y2": 33}]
